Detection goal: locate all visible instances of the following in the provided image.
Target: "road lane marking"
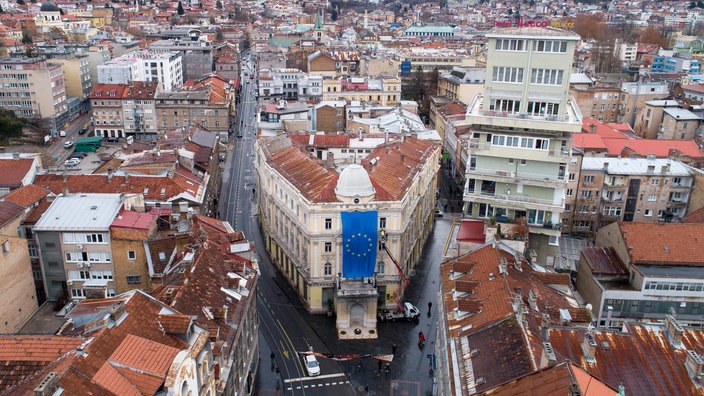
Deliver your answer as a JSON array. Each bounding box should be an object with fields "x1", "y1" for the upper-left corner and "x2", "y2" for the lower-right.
[{"x1": 283, "y1": 373, "x2": 346, "y2": 383}]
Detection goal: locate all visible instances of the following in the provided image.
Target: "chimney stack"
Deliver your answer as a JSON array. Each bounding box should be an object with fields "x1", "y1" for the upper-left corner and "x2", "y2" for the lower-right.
[
  {"x1": 400, "y1": 154, "x2": 405, "y2": 163},
  {"x1": 107, "y1": 168, "x2": 114, "y2": 183},
  {"x1": 684, "y1": 350, "x2": 703, "y2": 378},
  {"x1": 540, "y1": 342, "x2": 557, "y2": 368},
  {"x1": 665, "y1": 315, "x2": 684, "y2": 346},
  {"x1": 589, "y1": 123, "x2": 597, "y2": 134},
  {"x1": 581, "y1": 332, "x2": 597, "y2": 362}
]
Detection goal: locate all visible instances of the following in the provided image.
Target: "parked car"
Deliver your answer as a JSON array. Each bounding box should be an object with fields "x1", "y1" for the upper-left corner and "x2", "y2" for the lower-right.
[
  {"x1": 78, "y1": 127, "x2": 87, "y2": 135},
  {"x1": 69, "y1": 152, "x2": 87, "y2": 159},
  {"x1": 64, "y1": 158, "x2": 80, "y2": 167},
  {"x1": 59, "y1": 130, "x2": 66, "y2": 137},
  {"x1": 63, "y1": 141, "x2": 74, "y2": 149},
  {"x1": 105, "y1": 137, "x2": 119, "y2": 143},
  {"x1": 303, "y1": 355, "x2": 320, "y2": 377}
]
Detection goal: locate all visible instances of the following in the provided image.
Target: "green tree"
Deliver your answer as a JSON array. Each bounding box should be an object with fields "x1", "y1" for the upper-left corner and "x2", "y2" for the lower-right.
[
  {"x1": 177, "y1": 0, "x2": 184, "y2": 15},
  {"x1": 0, "y1": 109, "x2": 25, "y2": 144},
  {"x1": 0, "y1": 4, "x2": 4, "y2": 12},
  {"x1": 216, "y1": 0, "x2": 221, "y2": 8},
  {"x1": 16, "y1": 0, "x2": 24, "y2": 5}
]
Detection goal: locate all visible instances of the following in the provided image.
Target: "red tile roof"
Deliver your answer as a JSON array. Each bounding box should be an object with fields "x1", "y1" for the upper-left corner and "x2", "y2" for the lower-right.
[
  {"x1": 0, "y1": 201, "x2": 23, "y2": 227},
  {"x1": 611, "y1": 139, "x2": 704, "y2": 159},
  {"x1": 682, "y1": 207, "x2": 704, "y2": 223},
  {"x1": 0, "y1": 158, "x2": 33, "y2": 187},
  {"x1": 617, "y1": 222, "x2": 704, "y2": 266},
  {"x1": 1, "y1": 184, "x2": 50, "y2": 208},
  {"x1": 111, "y1": 209, "x2": 158, "y2": 230},
  {"x1": 482, "y1": 361, "x2": 617, "y2": 395},
  {"x1": 367, "y1": 138, "x2": 437, "y2": 201},
  {"x1": 288, "y1": 133, "x2": 350, "y2": 148}
]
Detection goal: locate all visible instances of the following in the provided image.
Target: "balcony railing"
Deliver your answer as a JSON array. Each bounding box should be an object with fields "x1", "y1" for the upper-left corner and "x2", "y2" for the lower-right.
[
  {"x1": 465, "y1": 191, "x2": 562, "y2": 207},
  {"x1": 601, "y1": 195, "x2": 624, "y2": 202},
  {"x1": 469, "y1": 168, "x2": 567, "y2": 183}
]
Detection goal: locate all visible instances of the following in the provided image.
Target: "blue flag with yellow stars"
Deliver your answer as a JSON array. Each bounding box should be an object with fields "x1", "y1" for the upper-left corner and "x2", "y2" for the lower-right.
[{"x1": 341, "y1": 211, "x2": 378, "y2": 278}]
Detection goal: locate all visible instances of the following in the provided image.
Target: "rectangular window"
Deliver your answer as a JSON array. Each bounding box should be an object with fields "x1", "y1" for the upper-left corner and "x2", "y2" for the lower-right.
[
  {"x1": 581, "y1": 190, "x2": 593, "y2": 198},
  {"x1": 568, "y1": 173, "x2": 575, "y2": 181},
  {"x1": 128, "y1": 251, "x2": 136, "y2": 260},
  {"x1": 379, "y1": 217, "x2": 387, "y2": 229},
  {"x1": 491, "y1": 66, "x2": 524, "y2": 83},
  {"x1": 648, "y1": 194, "x2": 657, "y2": 202},
  {"x1": 495, "y1": 39, "x2": 526, "y2": 51},
  {"x1": 644, "y1": 209, "x2": 653, "y2": 217},
  {"x1": 650, "y1": 179, "x2": 660, "y2": 186},
  {"x1": 71, "y1": 288, "x2": 86, "y2": 298},
  {"x1": 126, "y1": 275, "x2": 141, "y2": 284},
  {"x1": 324, "y1": 218, "x2": 332, "y2": 230},
  {"x1": 533, "y1": 40, "x2": 568, "y2": 53},
  {"x1": 530, "y1": 69, "x2": 564, "y2": 85},
  {"x1": 584, "y1": 175, "x2": 595, "y2": 184},
  {"x1": 324, "y1": 242, "x2": 332, "y2": 252},
  {"x1": 566, "y1": 188, "x2": 573, "y2": 197}
]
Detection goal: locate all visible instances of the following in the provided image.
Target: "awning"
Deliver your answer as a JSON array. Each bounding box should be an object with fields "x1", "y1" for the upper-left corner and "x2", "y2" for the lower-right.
[{"x1": 490, "y1": 89, "x2": 522, "y2": 100}]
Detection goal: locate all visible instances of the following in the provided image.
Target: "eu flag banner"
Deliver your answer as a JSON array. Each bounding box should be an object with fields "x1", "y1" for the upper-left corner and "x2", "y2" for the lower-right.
[{"x1": 341, "y1": 211, "x2": 378, "y2": 278}]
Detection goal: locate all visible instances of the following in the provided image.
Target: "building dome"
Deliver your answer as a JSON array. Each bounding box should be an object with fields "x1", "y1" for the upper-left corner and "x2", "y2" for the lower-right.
[
  {"x1": 40, "y1": 1, "x2": 60, "y2": 12},
  {"x1": 335, "y1": 164, "x2": 375, "y2": 198}
]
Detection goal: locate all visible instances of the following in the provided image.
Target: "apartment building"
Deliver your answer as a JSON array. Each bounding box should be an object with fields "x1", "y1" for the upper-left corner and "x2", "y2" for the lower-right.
[
  {"x1": 633, "y1": 100, "x2": 679, "y2": 138},
  {"x1": 570, "y1": 84, "x2": 623, "y2": 123},
  {"x1": 50, "y1": 54, "x2": 92, "y2": 101},
  {"x1": 321, "y1": 76, "x2": 401, "y2": 105},
  {"x1": 256, "y1": 136, "x2": 439, "y2": 336},
  {"x1": 149, "y1": 39, "x2": 213, "y2": 80},
  {"x1": 462, "y1": 27, "x2": 582, "y2": 246},
  {"x1": 619, "y1": 81, "x2": 670, "y2": 126},
  {"x1": 0, "y1": 57, "x2": 68, "y2": 127},
  {"x1": 110, "y1": 209, "x2": 158, "y2": 293},
  {"x1": 97, "y1": 50, "x2": 183, "y2": 92},
  {"x1": 33, "y1": 194, "x2": 124, "y2": 302},
  {"x1": 564, "y1": 157, "x2": 693, "y2": 235},
  {"x1": 437, "y1": 66, "x2": 485, "y2": 105},
  {"x1": 90, "y1": 81, "x2": 159, "y2": 139},
  {"x1": 661, "y1": 107, "x2": 701, "y2": 140},
  {"x1": 390, "y1": 49, "x2": 477, "y2": 74}
]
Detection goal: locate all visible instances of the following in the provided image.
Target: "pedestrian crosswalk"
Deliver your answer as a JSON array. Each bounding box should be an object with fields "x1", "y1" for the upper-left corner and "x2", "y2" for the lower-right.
[{"x1": 284, "y1": 373, "x2": 351, "y2": 391}]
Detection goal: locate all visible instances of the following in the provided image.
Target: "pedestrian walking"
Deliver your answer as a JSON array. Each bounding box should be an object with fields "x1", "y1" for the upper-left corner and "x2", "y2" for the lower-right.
[
  {"x1": 419, "y1": 331, "x2": 425, "y2": 343},
  {"x1": 270, "y1": 351, "x2": 275, "y2": 360},
  {"x1": 384, "y1": 362, "x2": 391, "y2": 373},
  {"x1": 378, "y1": 359, "x2": 383, "y2": 372},
  {"x1": 428, "y1": 301, "x2": 432, "y2": 311},
  {"x1": 392, "y1": 343, "x2": 397, "y2": 355}
]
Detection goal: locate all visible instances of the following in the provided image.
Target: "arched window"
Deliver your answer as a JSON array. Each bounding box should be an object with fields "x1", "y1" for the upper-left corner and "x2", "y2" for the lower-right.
[
  {"x1": 324, "y1": 262, "x2": 332, "y2": 276},
  {"x1": 376, "y1": 261, "x2": 385, "y2": 274}
]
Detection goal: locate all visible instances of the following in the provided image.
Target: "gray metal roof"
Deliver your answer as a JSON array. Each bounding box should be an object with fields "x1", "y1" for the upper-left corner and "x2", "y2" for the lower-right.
[
  {"x1": 663, "y1": 107, "x2": 700, "y2": 120},
  {"x1": 581, "y1": 157, "x2": 692, "y2": 176},
  {"x1": 34, "y1": 194, "x2": 123, "y2": 232}
]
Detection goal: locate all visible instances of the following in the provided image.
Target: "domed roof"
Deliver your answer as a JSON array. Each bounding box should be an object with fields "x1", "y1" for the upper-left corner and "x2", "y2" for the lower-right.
[
  {"x1": 335, "y1": 164, "x2": 375, "y2": 198},
  {"x1": 40, "y1": 1, "x2": 60, "y2": 12}
]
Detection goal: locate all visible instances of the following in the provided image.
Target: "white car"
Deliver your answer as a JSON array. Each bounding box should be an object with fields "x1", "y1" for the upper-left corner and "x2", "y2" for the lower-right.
[
  {"x1": 64, "y1": 141, "x2": 74, "y2": 149},
  {"x1": 64, "y1": 158, "x2": 80, "y2": 167},
  {"x1": 303, "y1": 355, "x2": 320, "y2": 376}
]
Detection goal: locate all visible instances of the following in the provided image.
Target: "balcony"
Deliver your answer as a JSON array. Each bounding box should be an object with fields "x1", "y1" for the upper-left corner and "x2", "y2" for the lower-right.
[
  {"x1": 468, "y1": 168, "x2": 567, "y2": 187},
  {"x1": 667, "y1": 199, "x2": 687, "y2": 207},
  {"x1": 465, "y1": 140, "x2": 571, "y2": 163},
  {"x1": 601, "y1": 195, "x2": 624, "y2": 203},
  {"x1": 465, "y1": 191, "x2": 564, "y2": 211}
]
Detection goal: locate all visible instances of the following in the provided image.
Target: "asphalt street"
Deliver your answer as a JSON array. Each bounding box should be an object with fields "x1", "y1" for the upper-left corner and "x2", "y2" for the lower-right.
[{"x1": 219, "y1": 50, "x2": 458, "y2": 396}]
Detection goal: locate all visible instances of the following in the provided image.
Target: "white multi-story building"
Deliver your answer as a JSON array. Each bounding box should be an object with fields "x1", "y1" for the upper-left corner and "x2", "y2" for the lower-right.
[
  {"x1": 98, "y1": 50, "x2": 183, "y2": 92},
  {"x1": 462, "y1": 27, "x2": 582, "y2": 245}
]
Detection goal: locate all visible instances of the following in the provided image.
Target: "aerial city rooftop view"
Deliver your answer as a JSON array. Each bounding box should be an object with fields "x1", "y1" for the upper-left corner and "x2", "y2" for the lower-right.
[{"x1": 0, "y1": 0, "x2": 703, "y2": 394}]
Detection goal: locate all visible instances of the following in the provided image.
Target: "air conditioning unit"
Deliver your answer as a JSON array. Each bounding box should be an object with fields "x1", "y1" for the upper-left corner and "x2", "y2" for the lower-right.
[
  {"x1": 85, "y1": 263, "x2": 91, "y2": 268},
  {"x1": 76, "y1": 244, "x2": 84, "y2": 250},
  {"x1": 77, "y1": 263, "x2": 83, "y2": 268},
  {"x1": 67, "y1": 280, "x2": 73, "y2": 286}
]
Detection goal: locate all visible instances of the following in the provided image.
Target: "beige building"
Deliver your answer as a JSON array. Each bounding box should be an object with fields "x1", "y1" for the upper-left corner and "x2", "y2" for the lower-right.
[
  {"x1": 569, "y1": 84, "x2": 622, "y2": 123},
  {"x1": 633, "y1": 100, "x2": 679, "y2": 139},
  {"x1": 661, "y1": 108, "x2": 700, "y2": 140},
  {"x1": 563, "y1": 157, "x2": 693, "y2": 235},
  {"x1": 110, "y1": 210, "x2": 158, "y2": 293},
  {"x1": 0, "y1": 57, "x2": 68, "y2": 126},
  {"x1": 90, "y1": 82, "x2": 159, "y2": 139},
  {"x1": 52, "y1": 54, "x2": 93, "y2": 100},
  {"x1": 256, "y1": 136, "x2": 440, "y2": 337},
  {"x1": 321, "y1": 77, "x2": 401, "y2": 105},
  {"x1": 359, "y1": 55, "x2": 396, "y2": 77},
  {"x1": 390, "y1": 50, "x2": 479, "y2": 74},
  {"x1": 0, "y1": 201, "x2": 39, "y2": 333},
  {"x1": 619, "y1": 81, "x2": 669, "y2": 126},
  {"x1": 437, "y1": 67, "x2": 484, "y2": 105}
]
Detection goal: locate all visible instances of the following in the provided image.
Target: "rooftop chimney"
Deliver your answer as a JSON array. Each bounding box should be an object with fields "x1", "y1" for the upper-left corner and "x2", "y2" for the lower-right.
[
  {"x1": 581, "y1": 332, "x2": 597, "y2": 363},
  {"x1": 661, "y1": 164, "x2": 670, "y2": 174},
  {"x1": 107, "y1": 168, "x2": 114, "y2": 183},
  {"x1": 684, "y1": 350, "x2": 703, "y2": 378},
  {"x1": 589, "y1": 123, "x2": 597, "y2": 134},
  {"x1": 540, "y1": 342, "x2": 557, "y2": 368},
  {"x1": 326, "y1": 151, "x2": 335, "y2": 169},
  {"x1": 665, "y1": 315, "x2": 684, "y2": 346},
  {"x1": 400, "y1": 154, "x2": 405, "y2": 163},
  {"x1": 33, "y1": 372, "x2": 59, "y2": 396}
]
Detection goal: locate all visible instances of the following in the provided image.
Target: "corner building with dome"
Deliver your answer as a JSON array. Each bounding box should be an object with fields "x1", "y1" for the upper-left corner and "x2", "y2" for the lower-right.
[{"x1": 255, "y1": 135, "x2": 440, "y2": 337}]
